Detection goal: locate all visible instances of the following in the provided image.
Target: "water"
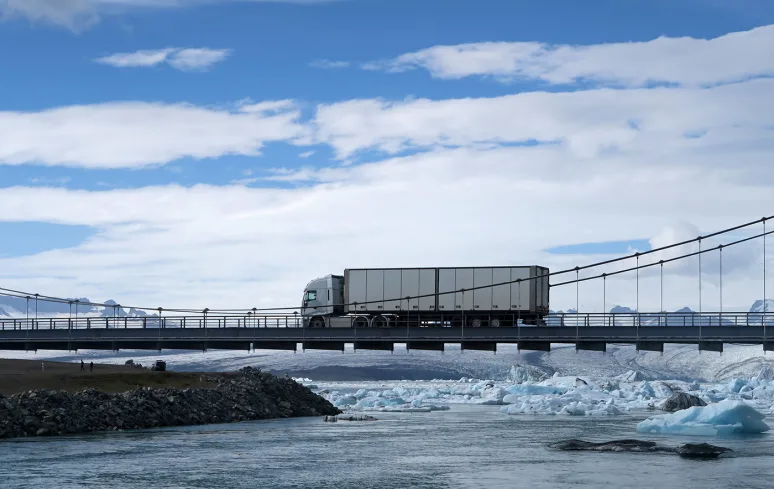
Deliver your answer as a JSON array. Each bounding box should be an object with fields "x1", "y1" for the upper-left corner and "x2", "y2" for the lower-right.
[{"x1": 0, "y1": 406, "x2": 772, "y2": 488}]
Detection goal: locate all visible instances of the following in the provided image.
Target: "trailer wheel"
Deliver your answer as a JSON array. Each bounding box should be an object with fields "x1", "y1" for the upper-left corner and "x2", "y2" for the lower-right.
[
  {"x1": 469, "y1": 317, "x2": 483, "y2": 328},
  {"x1": 372, "y1": 316, "x2": 389, "y2": 328},
  {"x1": 310, "y1": 316, "x2": 326, "y2": 328},
  {"x1": 490, "y1": 317, "x2": 502, "y2": 328},
  {"x1": 352, "y1": 316, "x2": 369, "y2": 328}
]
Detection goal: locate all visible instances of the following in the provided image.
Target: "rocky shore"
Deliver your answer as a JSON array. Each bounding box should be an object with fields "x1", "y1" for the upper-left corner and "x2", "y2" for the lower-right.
[{"x1": 0, "y1": 367, "x2": 340, "y2": 439}]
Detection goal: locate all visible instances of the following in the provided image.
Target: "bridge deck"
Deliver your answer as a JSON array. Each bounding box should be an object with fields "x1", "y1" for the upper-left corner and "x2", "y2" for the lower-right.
[{"x1": 0, "y1": 325, "x2": 771, "y2": 352}]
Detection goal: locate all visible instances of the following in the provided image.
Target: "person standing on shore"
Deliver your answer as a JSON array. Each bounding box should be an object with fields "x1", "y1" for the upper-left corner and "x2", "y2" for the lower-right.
[
  {"x1": 89, "y1": 361, "x2": 93, "y2": 373},
  {"x1": 80, "y1": 360, "x2": 85, "y2": 372}
]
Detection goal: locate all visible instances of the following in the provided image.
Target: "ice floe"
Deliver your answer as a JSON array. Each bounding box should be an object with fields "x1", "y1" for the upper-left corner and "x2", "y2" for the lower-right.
[
  {"x1": 311, "y1": 365, "x2": 774, "y2": 418},
  {"x1": 636, "y1": 400, "x2": 770, "y2": 436}
]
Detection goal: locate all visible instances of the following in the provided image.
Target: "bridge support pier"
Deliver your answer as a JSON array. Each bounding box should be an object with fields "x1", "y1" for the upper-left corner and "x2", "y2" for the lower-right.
[
  {"x1": 406, "y1": 341, "x2": 444, "y2": 352},
  {"x1": 253, "y1": 341, "x2": 298, "y2": 351},
  {"x1": 354, "y1": 341, "x2": 394, "y2": 352},
  {"x1": 461, "y1": 341, "x2": 497, "y2": 353},
  {"x1": 576, "y1": 341, "x2": 606, "y2": 352},
  {"x1": 302, "y1": 341, "x2": 345, "y2": 352},
  {"x1": 764, "y1": 342, "x2": 774, "y2": 352},
  {"x1": 636, "y1": 341, "x2": 663, "y2": 353},
  {"x1": 518, "y1": 341, "x2": 550, "y2": 352},
  {"x1": 699, "y1": 342, "x2": 723, "y2": 353}
]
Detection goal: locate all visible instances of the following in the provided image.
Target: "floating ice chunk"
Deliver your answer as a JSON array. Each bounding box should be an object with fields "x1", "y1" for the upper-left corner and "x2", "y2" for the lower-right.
[
  {"x1": 755, "y1": 364, "x2": 774, "y2": 382},
  {"x1": 639, "y1": 381, "x2": 656, "y2": 399},
  {"x1": 425, "y1": 405, "x2": 450, "y2": 411},
  {"x1": 476, "y1": 386, "x2": 507, "y2": 405},
  {"x1": 617, "y1": 370, "x2": 649, "y2": 382},
  {"x1": 508, "y1": 364, "x2": 549, "y2": 383},
  {"x1": 333, "y1": 395, "x2": 358, "y2": 407},
  {"x1": 589, "y1": 401, "x2": 623, "y2": 416},
  {"x1": 354, "y1": 389, "x2": 369, "y2": 399},
  {"x1": 728, "y1": 378, "x2": 746, "y2": 394},
  {"x1": 505, "y1": 385, "x2": 566, "y2": 396},
  {"x1": 652, "y1": 382, "x2": 674, "y2": 398},
  {"x1": 636, "y1": 400, "x2": 770, "y2": 436},
  {"x1": 560, "y1": 402, "x2": 586, "y2": 416}
]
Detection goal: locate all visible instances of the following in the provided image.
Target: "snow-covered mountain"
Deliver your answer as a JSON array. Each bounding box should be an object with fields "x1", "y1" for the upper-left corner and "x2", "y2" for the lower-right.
[{"x1": 0, "y1": 296, "x2": 153, "y2": 318}]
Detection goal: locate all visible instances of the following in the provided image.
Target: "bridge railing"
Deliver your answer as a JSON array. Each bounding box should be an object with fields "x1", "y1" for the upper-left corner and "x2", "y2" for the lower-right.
[
  {"x1": 0, "y1": 314, "x2": 303, "y2": 331},
  {"x1": 543, "y1": 311, "x2": 774, "y2": 328},
  {"x1": 0, "y1": 311, "x2": 773, "y2": 330}
]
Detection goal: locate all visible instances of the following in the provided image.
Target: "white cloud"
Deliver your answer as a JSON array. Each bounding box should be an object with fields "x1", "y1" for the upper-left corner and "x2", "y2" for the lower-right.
[
  {"x1": 311, "y1": 78, "x2": 774, "y2": 160},
  {"x1": 309, "y1": 59, "x2": 351, "y2": 69},
  {"x1": 238, "y1": 99, "x2": 297, "y2": 114},
  {"x1": 0, "y1": 100, "x2": 307, "y2": 169},
  {"x1": 1, "y1": 0, "x2": 341, "y2": 31},
  {"x1": 0, "y1": 145, "x2": 770, "y2": 312},
  {"x1": 0, "y1": 0, "x2": 98, "y2": 32},
  {"x1": 364, "y1": 25, "x2": 774, "y2": 87},
  {"x1": 95, "y1": 47, "x2": 231, "y2": 71}
]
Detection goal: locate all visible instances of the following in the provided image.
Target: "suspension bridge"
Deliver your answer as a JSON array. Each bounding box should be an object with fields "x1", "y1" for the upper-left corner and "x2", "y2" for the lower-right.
[{"x1": 0, "y1": 216, "x2": 771, "y2": 354}]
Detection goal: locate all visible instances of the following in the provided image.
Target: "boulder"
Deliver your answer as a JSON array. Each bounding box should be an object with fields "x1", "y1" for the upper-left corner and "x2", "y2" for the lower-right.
[
  {"x1": 676, "y1": 443, "x2": 732, "y2": 459},
  {"x1": 660, "y1": 392, "x2": 707, "y2": 412},
  {"x1": 551, "y1": 439, "x2": 663, "y2": 453}
]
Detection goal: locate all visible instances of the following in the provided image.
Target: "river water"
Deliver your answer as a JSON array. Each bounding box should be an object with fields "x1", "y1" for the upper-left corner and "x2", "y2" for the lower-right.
[{"x1": 1, "y1": 402, "x2": 772, "y2": 489}]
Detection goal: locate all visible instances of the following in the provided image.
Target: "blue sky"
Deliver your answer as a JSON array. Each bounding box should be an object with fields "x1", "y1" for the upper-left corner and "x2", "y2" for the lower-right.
[
  {"x1": 1, "y1": 3, "x2": 770, "y2": 192},
  {"x1": 0, "y1": 0, "x2": 772, "y2": 310}
]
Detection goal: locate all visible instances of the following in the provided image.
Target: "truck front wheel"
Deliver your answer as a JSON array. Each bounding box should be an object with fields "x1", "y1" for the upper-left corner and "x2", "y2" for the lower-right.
[{"x1": 309, "y1": 316, "x2": 326, "y2": 328}]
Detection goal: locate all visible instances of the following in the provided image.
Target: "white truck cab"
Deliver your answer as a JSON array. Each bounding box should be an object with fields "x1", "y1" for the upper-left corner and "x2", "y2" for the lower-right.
[{"x1": 301, "y1": 274, "x2": 344, "y2": 327}]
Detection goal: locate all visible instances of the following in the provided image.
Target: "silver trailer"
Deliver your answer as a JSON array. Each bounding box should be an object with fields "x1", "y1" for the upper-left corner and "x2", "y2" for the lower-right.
[{"x1": 301, "y1": 266, "x2": 549, "y2": 328}]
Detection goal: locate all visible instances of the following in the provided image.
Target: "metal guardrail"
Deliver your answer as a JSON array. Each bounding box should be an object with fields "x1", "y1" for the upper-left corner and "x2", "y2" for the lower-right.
[
  {"x1": 0, "y1": 314, "x2": 303, "y2": 331},
  {"x1": 0, "y1": 311, "x2": 772, "y2": 331},
  {"x1": 544, "y1": 311, "x2": 774, "y2": 327}
]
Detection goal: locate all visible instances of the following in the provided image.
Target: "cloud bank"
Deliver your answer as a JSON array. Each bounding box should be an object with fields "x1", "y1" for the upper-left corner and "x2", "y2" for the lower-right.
[{"x1": 364, "y1": 25, "x2": 774, "y2": 88}]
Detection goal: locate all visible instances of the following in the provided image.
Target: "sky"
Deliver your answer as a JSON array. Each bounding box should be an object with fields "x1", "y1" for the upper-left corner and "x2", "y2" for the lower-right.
[{"x1": 0, "y1": 0, "x2": 773, "y2": 313}]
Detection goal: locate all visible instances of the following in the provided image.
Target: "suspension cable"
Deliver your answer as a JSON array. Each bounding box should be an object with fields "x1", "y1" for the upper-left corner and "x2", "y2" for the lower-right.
[{"x1": 1, "y1": 215, "x2": 772, "y2": 314}]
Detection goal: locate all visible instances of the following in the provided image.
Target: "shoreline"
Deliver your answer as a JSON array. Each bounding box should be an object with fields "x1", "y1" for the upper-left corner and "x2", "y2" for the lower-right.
[{"x1": 0, "y1": 363, "x2": 340, "y2": 439}]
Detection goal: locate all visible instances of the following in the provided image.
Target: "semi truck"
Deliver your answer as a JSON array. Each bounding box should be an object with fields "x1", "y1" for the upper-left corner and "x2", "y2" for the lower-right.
[{"x1": 300, "y1": 266, "x2": 550, "y2": 328}]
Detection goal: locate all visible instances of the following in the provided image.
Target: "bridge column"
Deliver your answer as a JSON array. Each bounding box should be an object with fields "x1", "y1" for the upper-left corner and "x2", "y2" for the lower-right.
[
  {"x1": 699, "y1": 342, "x2": 723, "y2": 353},
  {"x1": 636, "y1": 341, "x2": 663, "y2": 353}
]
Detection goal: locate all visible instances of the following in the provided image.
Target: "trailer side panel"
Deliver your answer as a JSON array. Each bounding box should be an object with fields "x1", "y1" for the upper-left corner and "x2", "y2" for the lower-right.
[{"x1": 437, "y1": 268, "x2": 456, "y2": 312}]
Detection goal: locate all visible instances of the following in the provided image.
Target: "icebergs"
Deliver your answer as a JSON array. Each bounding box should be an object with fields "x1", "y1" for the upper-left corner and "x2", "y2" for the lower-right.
[
  {"x1": 616, "y1": 370, "x2": 650, "y2": 382},
  {"x1": 314, "y1": 364, "x2": 774, "y2": 419},
  {"x1": 637, "y1": 400, "x2": 770, "y2": 436},
  {"x1": 507, "y1": 364, "x2": 549, "y2": 383}
]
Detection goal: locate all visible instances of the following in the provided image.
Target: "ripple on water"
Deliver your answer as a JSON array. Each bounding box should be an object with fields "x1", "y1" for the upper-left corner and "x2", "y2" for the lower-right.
[{"x1": 0, "y1": 407, "x2": 771, "y2": 489}]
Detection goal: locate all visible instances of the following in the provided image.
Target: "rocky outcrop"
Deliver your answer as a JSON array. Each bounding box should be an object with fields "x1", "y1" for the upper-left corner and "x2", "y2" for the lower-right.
[
  {"x1": 0, "y1": 367, "x2": 340, "y2": 439},
  {"x1": 660, "y1": 392, "x2": 707, "y2": 412},
  {"x1": 551, "y1": 439, "x2": 666, "y2": 453},
  {"x1": 551, "y1": 439, "x2": 731, "y2": 459},
  {"x1": 676, "y1": 443, "x2": 732, "y2": 459}
]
